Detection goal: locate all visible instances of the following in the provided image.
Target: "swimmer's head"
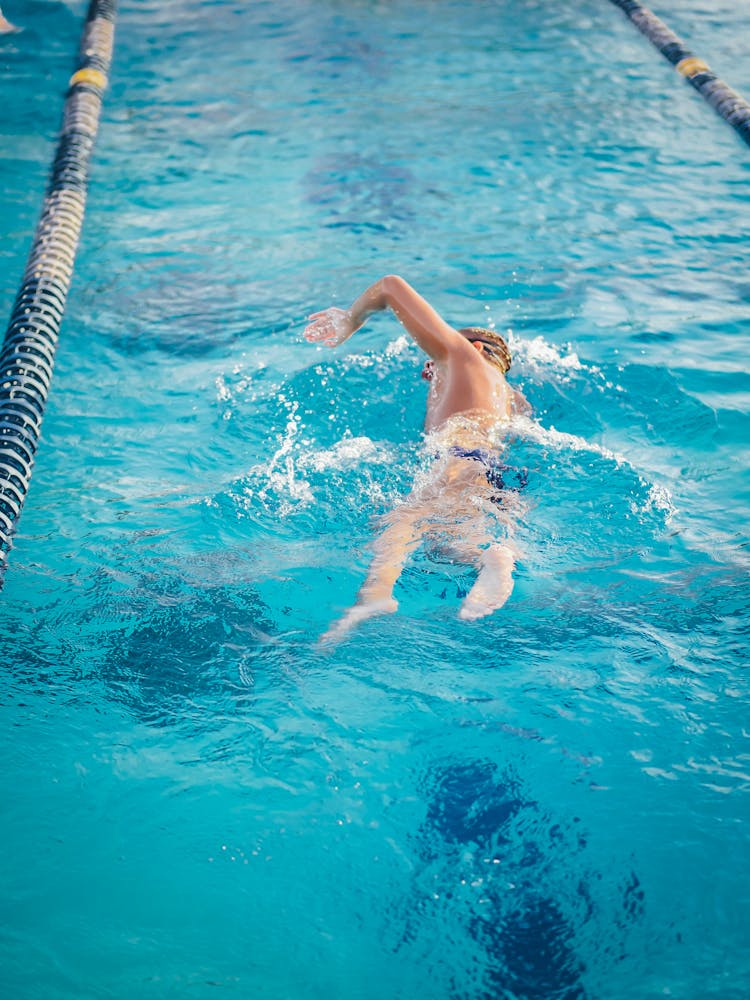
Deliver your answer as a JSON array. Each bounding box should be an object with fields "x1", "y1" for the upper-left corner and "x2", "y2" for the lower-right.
[{"x1": 459, "y1": 327, "x2": 511, "y2": 374}]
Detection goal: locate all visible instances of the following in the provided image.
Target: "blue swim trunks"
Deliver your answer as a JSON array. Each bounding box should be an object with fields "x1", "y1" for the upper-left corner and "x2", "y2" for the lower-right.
[{"x1": 448, "y1": 446, "x2": 529, "y2": 493}]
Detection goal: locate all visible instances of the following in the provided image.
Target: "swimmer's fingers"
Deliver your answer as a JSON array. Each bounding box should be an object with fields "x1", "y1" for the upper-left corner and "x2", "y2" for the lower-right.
[
  {"x1": 305, "y1": 311, "x2": 329, "y2": 330},
  {"x1": 304, "y1": 316, "x2": 336, "y2": 344}
]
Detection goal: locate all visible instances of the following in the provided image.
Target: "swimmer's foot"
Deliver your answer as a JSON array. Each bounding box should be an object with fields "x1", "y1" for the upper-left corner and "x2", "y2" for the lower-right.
[
  {"x1": 458, "y1": 545, "x2": 515, "y2": 621},
  {"x1": 319, "y1": 596, "x2": 398, "y2": 648}
]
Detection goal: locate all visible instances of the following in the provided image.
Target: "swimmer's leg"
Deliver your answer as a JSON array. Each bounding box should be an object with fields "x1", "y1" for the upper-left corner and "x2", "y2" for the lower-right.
[
  {"x1": 458, "y1": 542, "x2": 516, "y2": 622},
  {"x1": 321, "y1": 507, "x2": 424, "y2": 646}
]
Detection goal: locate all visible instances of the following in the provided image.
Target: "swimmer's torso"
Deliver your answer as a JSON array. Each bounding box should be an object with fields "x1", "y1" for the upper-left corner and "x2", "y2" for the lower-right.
[
  {"x1": 421, "y1": 354, "x2": 520, "y2": 514},
  {"x1": 424, "y1": 352, "x2": 512, "y2": 434}
]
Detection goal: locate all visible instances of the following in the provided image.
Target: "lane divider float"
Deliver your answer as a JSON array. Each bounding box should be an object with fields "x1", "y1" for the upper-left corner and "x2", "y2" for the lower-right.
[
  {"x1": 0, "y1": 0, "x2": 116, "y2": 583},
  {"x1": 608, "y1": 0, "x2": 750, "y2": 147}
]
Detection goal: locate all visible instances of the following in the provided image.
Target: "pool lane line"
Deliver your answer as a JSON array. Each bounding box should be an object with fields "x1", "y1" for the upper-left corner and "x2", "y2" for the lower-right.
[
  {"x1": 0, "y1": 0, "x2": 116, "y2": 584},
  {"x1": 608, "y1": 0, "x2": 750, "y2": 148}
]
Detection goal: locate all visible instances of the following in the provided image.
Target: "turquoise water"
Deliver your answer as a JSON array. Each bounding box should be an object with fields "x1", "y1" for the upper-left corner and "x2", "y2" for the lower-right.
[{"x1": 2, "y1": 0, "x2": 749, "y2": 996}]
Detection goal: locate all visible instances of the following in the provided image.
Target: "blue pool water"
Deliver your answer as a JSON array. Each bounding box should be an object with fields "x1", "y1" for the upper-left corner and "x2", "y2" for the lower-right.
[{"x1": 2, "y1": 1, "x2": 749, "y2": 996}]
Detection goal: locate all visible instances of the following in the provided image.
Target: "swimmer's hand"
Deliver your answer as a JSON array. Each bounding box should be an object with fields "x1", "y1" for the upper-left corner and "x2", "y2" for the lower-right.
[{"x1": 304, "y1": 307, "x2": 355, "y2": 348}]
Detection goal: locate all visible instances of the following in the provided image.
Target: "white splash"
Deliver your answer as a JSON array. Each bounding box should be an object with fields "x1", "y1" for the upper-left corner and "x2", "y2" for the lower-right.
[
  {"x1": 513, "y1": 416, "x2": 626, "y2": 465},
  {"x1": 385, "y1": 335, "x2": 413, "y2": 357},
  {"x1": 515, "y1": 333, "x2": 583, "y2": 371},
  {"x1": 507, "y1": 331, "x2": 624, "y2": 392},
  {"x1": 215, "y1": 373, "x2": 233, "y2": 402},
  {"x1": 515, "y1": 417, "x2": 678, "y2": 527},
  {"x1": 643, "y1": 483, "x2": 677, "y2": 523},
  {"x1": 215, "y1": 362, "x2": 276, "y2": 420},
  {"x1": 247, "y1": 396, "x2": 313, "y2": 512},
  {"x1": 347, "y1": 335, "x2": 416, "y2": 368},
  {"x1": 301, "y1": 434, "x2": 393, "y2": 473}
]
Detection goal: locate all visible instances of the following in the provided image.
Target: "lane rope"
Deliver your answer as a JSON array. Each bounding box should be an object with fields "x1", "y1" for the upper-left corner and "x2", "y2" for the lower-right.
[
  {"x1": 608, "y1": 0, "x2": 750, "y2": 147},
  {"x1": 0, "y1": 0, "x2": 116, "y2": 584}
]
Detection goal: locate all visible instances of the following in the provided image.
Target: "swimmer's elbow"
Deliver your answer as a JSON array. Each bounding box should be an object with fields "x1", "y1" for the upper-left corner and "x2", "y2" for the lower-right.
[
  {"x1": 381, "y1": 274, "x2": 406, "y2": 288},
  {"x1": 381, "y1": 274, "x2": 410, "y2": 303}
]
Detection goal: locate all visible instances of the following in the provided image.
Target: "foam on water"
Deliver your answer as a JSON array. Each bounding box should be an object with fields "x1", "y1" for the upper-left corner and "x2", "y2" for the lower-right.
[
  {"x1": 511, "y1": 330, "x2": 587, "y2": 376},
  {"x1": 512, "y1": 412, "x2": 625, "y2": 465},
  {"x1": 301, "y1": 434, "x2": 394, "y2": 473}
]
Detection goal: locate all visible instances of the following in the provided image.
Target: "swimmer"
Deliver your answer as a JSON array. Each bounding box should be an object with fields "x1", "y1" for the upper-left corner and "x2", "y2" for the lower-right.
[{"x1": 304, "y1": 275, "x2": 529, "y2": 643}]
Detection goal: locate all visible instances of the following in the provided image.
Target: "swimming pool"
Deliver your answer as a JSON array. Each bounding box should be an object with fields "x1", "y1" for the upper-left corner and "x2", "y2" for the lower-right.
[{"x1": 1, "y1": 0, "x2": 749, "y2": 996}]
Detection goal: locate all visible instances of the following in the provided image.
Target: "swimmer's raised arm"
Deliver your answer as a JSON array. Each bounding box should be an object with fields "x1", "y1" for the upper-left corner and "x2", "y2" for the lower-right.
[{"x1": 304, "y1": 275, "x2": 469, "y2": 361}]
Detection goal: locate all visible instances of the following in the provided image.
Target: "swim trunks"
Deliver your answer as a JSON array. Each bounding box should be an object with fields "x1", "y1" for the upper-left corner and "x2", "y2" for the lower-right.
[{"x1": 448, "y1": 446, "x2": 528, "y2": 493}]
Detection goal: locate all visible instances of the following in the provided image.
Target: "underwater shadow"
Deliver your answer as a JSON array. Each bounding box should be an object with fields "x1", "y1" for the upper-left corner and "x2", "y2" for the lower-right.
[{"x1": 410, "y1": 757, "x2": 643, "y2": 1000}]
